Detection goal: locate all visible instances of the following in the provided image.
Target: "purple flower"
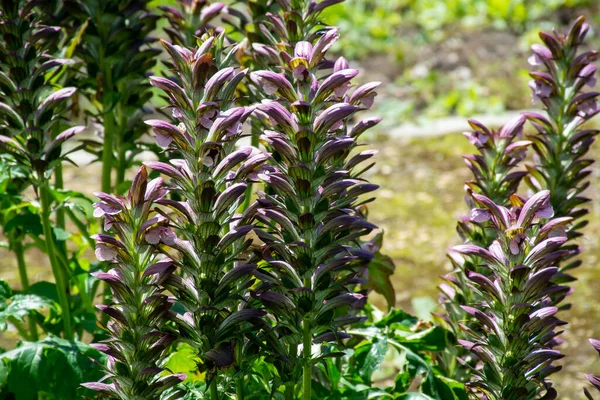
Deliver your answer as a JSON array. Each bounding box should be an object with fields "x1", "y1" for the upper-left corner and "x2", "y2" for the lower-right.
[{"x1": 145, "y1": 226, "x2": 176, "y2": 245}]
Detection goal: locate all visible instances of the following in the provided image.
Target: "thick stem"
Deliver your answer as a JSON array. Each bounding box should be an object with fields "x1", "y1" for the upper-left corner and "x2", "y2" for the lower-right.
[
  {"x1": 236, "y1": 378, "x2": 244, "y2": 400},
  {"x1": 241, "y1": 124, "x2": 261, "y2": 211},
  {"x1": 284, "y1": 382, "x2": 295, "y2": 400},
  {"x1": 302, "y1": 318, "x2": 312, "y2": 400},
  {"x1": 115, "y1": 110, "x2": 128, "y2": 188},
  {"x1": 210, "y1": 376, "x2": 218, "y2": 400},
  {"x1": 39, "y1": 181, "x2": 73, "y2": 340},
  {"x1": 12, "y1": 239, "x2": 38, "y2": 341}
]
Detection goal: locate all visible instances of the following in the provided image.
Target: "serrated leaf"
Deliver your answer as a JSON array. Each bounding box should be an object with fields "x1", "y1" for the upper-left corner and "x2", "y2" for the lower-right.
[
  {"x1": 358, "y1": 338, "x2": 388, "y2": 383},
  {"x1": 0, "y1": 294, "x2": 53, "y2": 331},
  {"x1": 0, "y1": 337, "x2": 105, "y2": 399}
]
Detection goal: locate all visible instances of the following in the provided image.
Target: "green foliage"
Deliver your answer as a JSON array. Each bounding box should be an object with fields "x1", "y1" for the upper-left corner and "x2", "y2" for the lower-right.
[
  {"x1": 311, "y1": 308, "x2": 467, "y2": 399},
  {"x1": 0, "y1": 290, "x2": 54, "y2": 332},
  {"x1": 0, "y1": 337, "x2": 105, "y2": 399}
]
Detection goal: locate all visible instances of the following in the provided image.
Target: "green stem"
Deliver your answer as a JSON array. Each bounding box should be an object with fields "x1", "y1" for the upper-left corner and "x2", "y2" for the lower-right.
[
  {"x1": 8, "y1": 316, "x2": 30, "y2": 341},
  {"x1": 285, "y1": 382, "x2": 295, "y2": 400},
  {"x1": 302, "y1": 318, "x2": 312, "y2": 400},
  {"x1": 12, "y1": 239, "x2": 38, "y2": 341},
  {"x1": 210, "y1": 376, "x2": 218, "y2": 400},
  {"x1": 235, "y1": 340, "x2": 244, "y2": 400},
  {"x1": 101, "y1": 107, "x2": 116, "y2": 193},
  {"x1": 115, "y1": 111, "x2": 128, "y2": 188},
  {"x1": 236, "y1": 378, "x2": 244, "y2": 400},
  {"x1": 63, "y1": 207, "x2": 96, "y2": 249},
  {"x1": 241, "y1": 125, "x2": 261, "y2": 211},
  {"x1": 39, "y1": 181, "x2": 73, "y2": 340}
]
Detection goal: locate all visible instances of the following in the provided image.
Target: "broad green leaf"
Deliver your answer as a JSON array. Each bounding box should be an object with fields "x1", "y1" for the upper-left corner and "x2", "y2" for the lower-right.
[
  {"x1": 164, "y1": 343, "x2": 204, "y2": 383},
  {"x1": 26, "y1": 281, "x2": 59, "y2": 304},
  {"x1": 4, "y1": 212, "x2": 43, "y2": 236},
  {"x1": 397, "y1": 326, "x2": 447, "y2": 352},
  {"x1": 0, "y1": 294, "x2": 52, "y2": 331},
  {"x1": 375, "y1": 308, "x2": 418, "y2": 330},
  {"x1": 358, "y1": 338, "x2": 388, "y2": 383},
  {"x1": 0, "y1": 337, "x2": 105, "y2": 399}
]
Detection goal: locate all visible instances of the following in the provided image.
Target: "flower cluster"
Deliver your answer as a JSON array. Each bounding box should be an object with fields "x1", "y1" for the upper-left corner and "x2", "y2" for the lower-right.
[
  {"x1": 452, "y1": 190, "x2": 569, "y2": 399},
  {"x1": 0, "y1": 0, "x2": 83, "y2": 340},
  {"x1": 249, "y1": 26, "x2": 380, "y2": 397},
  {"x1": 438, "y1": 116, "x2": 530, "y2": 377},
  {"x1": 146, "y1": 35, "x2": 267, "y2": 396},
  {"x1": 83, "y1": 166, "x2": 185, "y2": 399},
  {"x1": 525, "y1": 16, "x2": 598, "y2": 290},
  {"x1": 0, "y1": 0, "x2": 81, "y2": 181}
]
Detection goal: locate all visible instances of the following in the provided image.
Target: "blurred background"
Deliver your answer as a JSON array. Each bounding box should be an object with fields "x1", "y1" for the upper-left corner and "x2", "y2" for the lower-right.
[{"x1": 2, "y1": 1, "x2": 600, "y2": 398}]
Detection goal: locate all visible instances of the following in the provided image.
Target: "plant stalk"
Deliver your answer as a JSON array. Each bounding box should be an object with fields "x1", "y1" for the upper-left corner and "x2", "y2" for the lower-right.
[
  {"x1": 12, "y1": 238, "x2": 38, "y2": 341},
  {"x1": 101, "y1": 106, "x2": 116, "y2": 194},
  {"x1": 115, "y1": 110, "x2": 128, "y2": 188},
  {"x1": 285, "y1": 382, "x2": 295, "y2": 400},
  {"x1": 236, "y1": 378, "x2": 244, "y2": 400},
  {"x1": 39, "y1": 181, "x2": 74, "y2": 340},
  {"x1": 302, "y1": 318, "x2": 312, "y2": 400},
  {"x1": 210, "y1": 376, "x2": 218, "y2": 400}
]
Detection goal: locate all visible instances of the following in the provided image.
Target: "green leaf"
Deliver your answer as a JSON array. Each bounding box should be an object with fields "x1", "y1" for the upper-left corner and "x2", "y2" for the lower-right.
[
  {"x1": 52, "y1": 227, "x2": 71, "y2": 241},
  {"x1": 367, "y1": 250, "x2": 396, "y2": 310},
  {"x1": 164, "y1": 343, "x2": 203, "y2": 383},
  {"x1": 4, "y1": 212, "x2": 43, "y2": 236},
  {"x1": 0, "y1": 279, "x2": 12, "y2": 300},
  {"x1": 357, "y1": 338, "x2": 388, "y2": 383},
  {"x1": 26, "y1": 281, "x2": 59, "y2": 304},
  {"x1": 396, "y1": 393, "x2": 436, "y2": 400},
  {"x1": 0, "y1": 337, "x2": 105, "y2": 399},
  {"x1": 411, "y1": 297, "x2": 438, "y2": 322},
  {"x1": 375, "y1": 309, "x2": 418, "y2": 330},
  {"x1": 397, "y1": 326, "x2": 447, "y2": 352},
  {"x1": 0, "y1": 294, "x2": 53, "y2": 331}
]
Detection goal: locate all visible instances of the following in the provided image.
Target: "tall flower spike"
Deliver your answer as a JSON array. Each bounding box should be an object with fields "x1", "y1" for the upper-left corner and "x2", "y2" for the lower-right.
[
  {"x1": 437, "y1": 116, "x2": 530, "y2": 379},
  {"x1": 82, "y1": 166, "x2": 185, "y2": 399},
  {"x1": 147, "y1": 35, "x2": 267, "y2": 398},
  {"x1": 525, "y1": 16, "x2": 599, "y2": 294},
  {"x1": 250, "y1": 30, "x2": 379, "y2": 398},
  {"x1": 452, "y1": 190, "x2": 568, "y2": 400},
  {"x1": 0, "y1": 1, "x2": 82, "y2": 181},
  {"x1": 0, "y1": 0, "x2": 83, "y2": 340}
]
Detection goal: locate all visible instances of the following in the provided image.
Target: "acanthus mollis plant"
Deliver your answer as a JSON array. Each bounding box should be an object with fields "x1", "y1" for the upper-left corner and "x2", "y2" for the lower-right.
[
  {"x1": 145, "y1": 36, "x2": 267, "y2": 399},
  {"x1": 585, "y1": 339, "x2": 600, "y2": 399},
  {"x1": 437, "y1": 116, "x2": 530, "y2": 378},
  {"x1": 54, "y1": 0, "x2": 160, "y2": 193},
  {"x1": 82, "y1": 166, "x2": 186, "y2": 400},
  {"x1": 249, "y1": 30, "x2": 381, "y2": 399},
  {"x1": 524, "y1": 16, "x2": 599, "y2": 296},
  {"x1": 0, "y1": 0, "x2": 84, "y2": 341},
  {"x1": 451, "y1": 190, "x2": 571, "y2": 400}
]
